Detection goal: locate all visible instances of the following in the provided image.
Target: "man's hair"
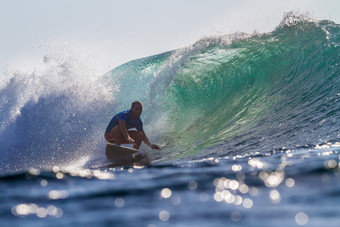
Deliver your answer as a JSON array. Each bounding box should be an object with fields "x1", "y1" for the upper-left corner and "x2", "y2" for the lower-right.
[{"x1": 131, "y1": 101, "x2": 142, "y2": 109}]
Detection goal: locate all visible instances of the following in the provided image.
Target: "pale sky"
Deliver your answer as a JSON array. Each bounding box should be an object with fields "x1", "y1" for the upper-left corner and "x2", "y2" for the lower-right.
[{"x1": 1, "y1": 0, "x2": 339, "y2": 74}]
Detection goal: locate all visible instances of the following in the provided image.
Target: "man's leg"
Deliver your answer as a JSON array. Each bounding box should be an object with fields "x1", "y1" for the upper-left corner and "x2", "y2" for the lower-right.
[
  {"x1": 104, "y1": 125, "x2": 125, "y2": 145},
  {"x1": 112, "y1": 125, "x2": 125, "y2": 145},
  {"x1": 105, "y1": 126, "x2": 143, "y2": 149},
  {"x1": 104, "y1": 128, "x2": 115, "y2": 143},
  {"x1": 128, "y1": 131, "x2": 143, "y2": 149}
]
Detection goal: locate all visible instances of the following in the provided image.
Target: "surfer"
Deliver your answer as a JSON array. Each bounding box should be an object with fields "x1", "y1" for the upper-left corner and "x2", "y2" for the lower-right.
[{"x1": 104, "y1": 101, "x2": 160, "y2": 150}]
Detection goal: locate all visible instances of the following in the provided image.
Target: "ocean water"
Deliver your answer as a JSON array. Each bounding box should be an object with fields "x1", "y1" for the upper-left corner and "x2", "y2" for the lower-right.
[{"x1": 1, "y1": 13, "x2": 340, "y2": 226}]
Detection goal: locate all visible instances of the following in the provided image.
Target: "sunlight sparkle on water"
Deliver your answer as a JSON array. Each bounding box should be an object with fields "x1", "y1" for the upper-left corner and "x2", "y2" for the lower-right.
[
  {"x1": 324, "y1": 159, "x2": 338, "y2": 169},
  {"x1": 48, "y1": 190, "x2": 69, "y2": 200},
  {"x1": 188, "y1": 181, "x2": 198, "y2": 190},
  {"x1": 259, "y1": 170, "x2": 285, "y2": 187},
  {"x1": 229, "y1": 180, "x2": 240, "y2": 190},
  {"x1": 232, "y1": 164, "x2": 242, "y2": 171},
  {"x1": 11, "y1": 203, "x2": 63, "y2": 218},
  {"x1": 213, "y1": 176, "x2": 255, "y2": 207},
  {"x1": 161, "y1": 188, "x2": 172, "y2": 199},
  {"x1": 295, "y1": 212, "x2": 309, "y2": 225},
  {"x1": 56, "y1": 172, "x2": 64, "y2": 179},
  {"x1": 114, "y1": 198, "x2": 125, "y2": 208},
  {"x1": 171, "y1": 196, "x2": 181, "y2": 206},
  {"x1": 285, "y1": 178, "x2": 295, "y2": 187},
  {"x1": 159, "y1": 210, "x2": 170, "y2": 222},
  {"x1": 269, "y1": 189, "x2": 281, "y2": 203},
  {"x1": 40, "y1": 179, "x2": 48, "y2": 186},
  {"x1": 242, "y1": 198, "x2": 253, "y2": 208},
  {"x1": 248, "y1": 158, "x2": 266, "y2": 169},
  {"x1": 28, "y1": 168, "x2": 41, "y2": 176},
  {"x1": 51, "y1": 166, "x2": 115, "y2": 180}
]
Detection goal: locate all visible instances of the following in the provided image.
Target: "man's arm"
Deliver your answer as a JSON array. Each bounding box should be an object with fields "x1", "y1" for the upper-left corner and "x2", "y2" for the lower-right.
[
  {"x1": 119, "y1": 120, "x2": 135, "y2": 144},
  {"x1": 141, "y1": 131, "x2": 160, "y2": 150}
]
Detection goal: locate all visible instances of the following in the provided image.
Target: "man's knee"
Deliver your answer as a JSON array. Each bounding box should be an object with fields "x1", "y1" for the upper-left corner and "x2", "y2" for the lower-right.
[
  {"x1": 105, "y1": 126, "x2": 123, "y2": 144},
  {"x1": 104, "y1": 132, "x2": 115, "y2": 143}
]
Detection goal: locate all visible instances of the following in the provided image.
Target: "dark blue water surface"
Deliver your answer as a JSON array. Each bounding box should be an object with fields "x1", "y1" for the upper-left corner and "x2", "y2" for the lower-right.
[{"x1": 1, "y1": 144, "x2": 340, "y2": 227}]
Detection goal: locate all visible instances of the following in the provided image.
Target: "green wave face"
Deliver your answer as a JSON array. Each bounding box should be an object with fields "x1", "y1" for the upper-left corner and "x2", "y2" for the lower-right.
[{"x1": 108, "y1": 16, "x2": 340, "y2": 160}]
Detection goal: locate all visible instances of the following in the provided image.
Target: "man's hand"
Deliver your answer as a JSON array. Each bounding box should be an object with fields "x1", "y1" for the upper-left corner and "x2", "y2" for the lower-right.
[
  {"x1": 150, "y1": 144, "x2": 160, "y2": 150},
  {"x1": 127, "y1": 137, "x2": 135, "y2": 144}
]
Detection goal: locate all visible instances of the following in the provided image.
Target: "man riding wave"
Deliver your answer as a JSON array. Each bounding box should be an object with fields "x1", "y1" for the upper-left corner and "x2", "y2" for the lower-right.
[{"x1": 104, "y1": 101, "x2": 160, "y2": 150}]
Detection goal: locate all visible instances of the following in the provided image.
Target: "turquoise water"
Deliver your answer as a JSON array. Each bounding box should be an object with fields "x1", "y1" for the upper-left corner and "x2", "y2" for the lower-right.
[
  {"x1": 108, "y1": 16, "x2": 339, "y2": 161},
  {"x1": 0, "y1": 13, "x2": 340, "y2": 226}
]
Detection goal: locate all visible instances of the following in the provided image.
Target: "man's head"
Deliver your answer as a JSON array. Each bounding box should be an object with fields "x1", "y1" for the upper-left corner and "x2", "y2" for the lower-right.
[{"x1": 130, "y1": 101, "x2": 143, "y2": 118}]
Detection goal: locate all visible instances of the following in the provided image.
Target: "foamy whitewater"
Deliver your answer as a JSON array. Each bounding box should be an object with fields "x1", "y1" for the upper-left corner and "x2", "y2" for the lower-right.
[{"x1": 0, "y1": 13, "x2": 339, "y2": 227}]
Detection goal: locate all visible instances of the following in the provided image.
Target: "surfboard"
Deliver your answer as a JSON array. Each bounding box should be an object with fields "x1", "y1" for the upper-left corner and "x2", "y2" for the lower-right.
[{"x1": 105, "y1": 143, "x2": 149, "y2": 167}]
